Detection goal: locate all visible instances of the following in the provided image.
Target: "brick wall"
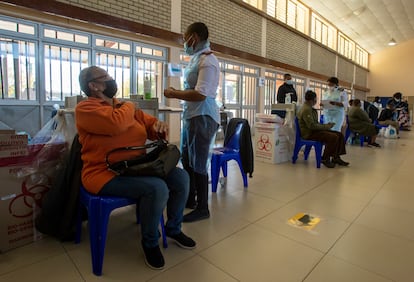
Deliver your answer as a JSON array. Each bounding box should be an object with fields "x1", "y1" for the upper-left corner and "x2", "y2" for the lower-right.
[
  {"x1": 266, "y1": 20, "x2": 308, "y2": 69},
  {"x1": 56, "y1": 0, "x2": 171, "y2": 30},
  {"x1": 310, "y1": 43, "x2": 336, "y2": 77},
  {"x1": 337, "y1": 57, "x2": 354, "y2": 84},
  {"x1": 355, "y1": 66, "x2": 368, "y2": 86},
  {"x1": 181, "y1": 0, "x2": 262, "y2": 56}
]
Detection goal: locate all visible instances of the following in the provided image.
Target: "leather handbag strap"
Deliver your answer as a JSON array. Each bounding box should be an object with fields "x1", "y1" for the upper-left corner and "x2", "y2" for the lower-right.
[{"x1": 105, "y1": 139, "x2": 167, "y2": 167}]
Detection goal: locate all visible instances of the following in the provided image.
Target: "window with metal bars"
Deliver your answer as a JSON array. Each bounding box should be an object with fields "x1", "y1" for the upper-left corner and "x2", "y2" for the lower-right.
[{"x1": 0, "y1": 38, "x2": 36, "y2": 100}]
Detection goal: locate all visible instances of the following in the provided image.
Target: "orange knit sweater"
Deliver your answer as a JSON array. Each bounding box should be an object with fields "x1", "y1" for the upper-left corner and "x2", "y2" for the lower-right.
[{"x1": 75, "y1": 97, "x2": 158, "y2": 194}]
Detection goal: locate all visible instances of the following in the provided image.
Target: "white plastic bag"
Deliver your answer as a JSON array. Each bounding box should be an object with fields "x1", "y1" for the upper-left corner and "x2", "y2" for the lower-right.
[{"x1": 384, "y1": 125, "x2": 398, "y2": 139}]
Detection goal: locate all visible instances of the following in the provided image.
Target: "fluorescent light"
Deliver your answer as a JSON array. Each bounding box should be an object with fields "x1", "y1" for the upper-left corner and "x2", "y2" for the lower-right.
[{"x1": 388, "y1": 38, "x2": 397, "y2": 46}]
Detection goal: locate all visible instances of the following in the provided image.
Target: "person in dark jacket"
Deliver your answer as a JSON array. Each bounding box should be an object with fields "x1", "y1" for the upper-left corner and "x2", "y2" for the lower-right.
[
  {"x1": 272, "y1": 73, "x2": 297, "y2": 118},
  {"x1": 378, "y1": 100, "x2": 399, "y2": 135},
  {"x1": 348, "y1": 99, "x2": 380, "y2": 147},
  {"x1": 297, "y1": 90, "x2": 349, "y2": 168}
]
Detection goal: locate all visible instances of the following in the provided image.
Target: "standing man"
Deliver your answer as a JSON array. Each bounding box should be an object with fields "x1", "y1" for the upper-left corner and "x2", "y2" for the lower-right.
[
  {"x1": 321, "y1": 77, "x2": 348, "y2": 133},
  {"x1": 273, "y1": 73, "x2": 297, "y2": 118}
]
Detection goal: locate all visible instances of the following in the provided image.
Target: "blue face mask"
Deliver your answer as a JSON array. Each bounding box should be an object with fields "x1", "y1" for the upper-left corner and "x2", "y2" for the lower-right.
[
  {"x1": 285, "y1": 80, "x2": 293, "y2": 85},
  {"x1": 184, "y1": 35, "x2": 195, "y2": 56}
]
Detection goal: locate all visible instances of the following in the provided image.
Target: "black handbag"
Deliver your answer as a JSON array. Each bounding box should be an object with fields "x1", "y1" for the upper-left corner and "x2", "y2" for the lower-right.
[{"x1": 105, "y1": 139, "x2": 180, "y2": 178}]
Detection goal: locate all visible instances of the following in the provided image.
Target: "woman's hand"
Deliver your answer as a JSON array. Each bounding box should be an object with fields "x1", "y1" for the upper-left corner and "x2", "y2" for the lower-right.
[
  {"x1": 153, "y1": 120, "x2": 169, "y2": 136},
  {"x1": 164, "y1": 87, "x2": 176, "y2": 98}
]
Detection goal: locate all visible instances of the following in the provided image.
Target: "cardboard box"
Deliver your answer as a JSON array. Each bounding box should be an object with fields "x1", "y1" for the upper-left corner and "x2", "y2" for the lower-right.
[
  {"x1": 255, "y1": 123, "x2": 290, "y2": 164},
  {"x1": 0, "y1": 134, "x2": 28, "y2": 146},
  {"x1": 0, "y1": 129, "x2": 16, "y2": 135},
  {"x1": 0, "y1": 146, "x2": 29, "y2": 158},
  {"x1": 65, "y1": 95, "x2": 86, "y2": 109},
  {"x1": 0, "y1": 143, "x2": 65, "y2": 252}
]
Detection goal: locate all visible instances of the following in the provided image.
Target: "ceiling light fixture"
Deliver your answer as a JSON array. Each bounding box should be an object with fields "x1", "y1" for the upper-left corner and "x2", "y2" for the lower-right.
[{"x1": 388, "y1": 38, "x2": 397, "y2": 46}]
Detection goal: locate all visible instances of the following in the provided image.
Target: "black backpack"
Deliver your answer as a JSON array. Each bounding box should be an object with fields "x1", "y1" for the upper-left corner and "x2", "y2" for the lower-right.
[{"x1": 35, "y1": 135, "x2": 85, "y2": 241}]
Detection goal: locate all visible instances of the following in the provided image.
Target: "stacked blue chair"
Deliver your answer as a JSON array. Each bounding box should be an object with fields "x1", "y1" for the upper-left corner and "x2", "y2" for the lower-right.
[
  {"x1": 345, "y1": 115, "x2": 366, "y2": 147},
  {"x1": 75, "y1": 185, "x2": 167, "y2": 276},
  {"x1": 292, "y1": 117, "x2": 323, "y2": 168},
  {"x1": 210, "y1": 122, "x2": 247, "y2": 193}
]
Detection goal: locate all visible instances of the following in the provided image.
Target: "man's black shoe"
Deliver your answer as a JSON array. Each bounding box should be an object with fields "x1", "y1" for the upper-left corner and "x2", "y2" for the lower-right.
[
  {"x1": 183, "y1": 209, "x2": 210, "y2": 222},
  {"x1": 141, "y1": 243, "x2": 164, "y2": 270},
  {"x1": 332, "y1": 157, "x2": 350, "y2": 166},
  {"x1": 321, "y1": 159, "x2": 335, "y2": 168},
  {"x1": 166, "y1": 231, "x2": 196, "y2": 249}
]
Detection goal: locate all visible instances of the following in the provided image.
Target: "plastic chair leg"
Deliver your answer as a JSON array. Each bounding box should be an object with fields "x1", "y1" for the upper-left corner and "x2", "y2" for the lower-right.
[
  {"x1": 304, "y1": 145, "x2": 312, "y2": 160},
  {"x1": 75, "y1": 202, "x2": 83, "y2": 244},
  {"x1": 314, "y1": 145, "x2": 322, "y2": 168},
  {"x1": 210, "y1": 155, "x2": 221, "y2": 193},
  {"x1": 235, "y1": 157, "x2": 248, "y2": 188},
  {"x1": 292, "y1": 146, "x2": 300, "y2": 163},
  {"x1": 87, "y1": 199, "x2": 105, "y2": 276},
  {"x1": 222, "y1": 161, "x2": 228, "y2": 177}
]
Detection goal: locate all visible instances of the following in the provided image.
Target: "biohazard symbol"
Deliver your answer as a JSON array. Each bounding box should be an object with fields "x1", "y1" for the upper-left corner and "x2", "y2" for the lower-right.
[
  {"x1": 257, "y1": 134, "x2": 272, "y2": 151},
  {"x1": 8, "y1": 174, "x2": 50, "y2": 218}
]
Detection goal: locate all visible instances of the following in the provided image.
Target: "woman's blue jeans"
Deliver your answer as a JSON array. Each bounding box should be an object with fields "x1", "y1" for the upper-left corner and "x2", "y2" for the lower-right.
[{"x1": 99, "y1": 167, "x2": 189, "y2": 248}]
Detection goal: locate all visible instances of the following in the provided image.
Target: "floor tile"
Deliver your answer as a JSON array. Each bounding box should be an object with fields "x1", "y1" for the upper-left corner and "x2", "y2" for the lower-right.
[
  {"x1": 200, "y1": 225, "x2": 323, "y2": 282},
  {"x1": 0, "y1": 254, "x2": 82, "y2": 282},
  {"x1": 0, "y1": 237, "x2": 65, "y2": 275},
  {"x1": 304, "y1": 255, "x2": 393, "y2": 282},
  {"x1": 329, "y1": 224, "x2": 414, "y2": 282},
  {"x1": 148, "y1": 256, "x2": 238, "y2": 282}
]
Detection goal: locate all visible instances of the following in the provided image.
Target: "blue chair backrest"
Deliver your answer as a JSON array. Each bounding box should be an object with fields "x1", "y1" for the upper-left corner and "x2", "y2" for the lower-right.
[{"x1": 224, "y1": 122, "x2": 243, "y2": 151}]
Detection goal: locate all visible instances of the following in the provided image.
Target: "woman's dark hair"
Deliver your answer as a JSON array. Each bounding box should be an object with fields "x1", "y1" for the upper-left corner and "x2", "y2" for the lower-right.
[
  {"x1": 327, "y1": 77, "x2": 339, "y2": 85},
  {"x1": 186, "y1": 22, "x2": 209, "y2": 41},
  {"x1": 393, "y1": 92, "x2": 402, "y2": 99},
  {"x1": 305, "y1": 90, "x2": 316, "y2": 101},
  {"x1": 374, "y1": 96, "x2": 380, "y2": 102}
]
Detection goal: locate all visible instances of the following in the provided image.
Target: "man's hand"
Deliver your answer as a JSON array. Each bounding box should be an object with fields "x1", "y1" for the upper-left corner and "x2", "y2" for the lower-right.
[{"x1": 327, "y1": 122, "x2": 335, "y2": 128}]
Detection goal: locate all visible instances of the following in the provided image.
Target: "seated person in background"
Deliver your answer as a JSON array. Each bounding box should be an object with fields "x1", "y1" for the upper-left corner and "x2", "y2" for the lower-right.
[
  {"x1": 348, "y1": 99, "x2": 354, "y2": 107},
  {"x1": 348, "y1": 99, "x2": 381, "y2": 147},
  {"x1": 378, "y1": 100, "x2": 399, "y2": 136},
  {"x1": 389, "y1": 92, "x2": 410, "y2": 130},
  {"x1": 297, "y1": 90, "x2": 349, "y2": 168},
  {"x1": 75, "y1": 66, "x2": 195, "y2": 270}
]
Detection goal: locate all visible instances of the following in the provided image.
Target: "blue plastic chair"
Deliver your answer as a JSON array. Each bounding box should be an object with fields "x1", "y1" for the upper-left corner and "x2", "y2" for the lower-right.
[
  {"x1": 75, "y1": 185, "x2": 167, "y2": 276},
  {"x1": 292, "y1": 117, "x2": 323, "y2": 168},
  {"x1": 345, "y1": 115, "x2": 366, "y2": 147},
  {"x1": 210, "y1": 122, "x2": 247, "y2": 193}
]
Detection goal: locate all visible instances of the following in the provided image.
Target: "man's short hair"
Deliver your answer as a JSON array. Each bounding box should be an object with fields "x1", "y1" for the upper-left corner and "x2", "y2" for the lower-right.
[
  {"x1": 186, "y1": 22, "x2": 209, "y2": 41},
  {"x1": 327, "y1": 77, "x2": 339, "y2": 85},
  {"x1": 283, "y1": 73, "x2": 291, "y2": 80},
  {"x1": 305, "y1": 90, "x2": 316, "y2": 101}
]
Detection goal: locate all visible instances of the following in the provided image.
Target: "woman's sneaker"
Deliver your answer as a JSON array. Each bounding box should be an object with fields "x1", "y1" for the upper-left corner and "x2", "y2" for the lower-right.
[{"x1": 141, "y1": 243, "x2": 164, "y2": 270}]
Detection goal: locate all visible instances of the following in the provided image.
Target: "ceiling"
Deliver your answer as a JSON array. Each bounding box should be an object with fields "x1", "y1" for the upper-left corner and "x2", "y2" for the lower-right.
[{"x1": 299, "y1": 0, "x2": 414, "y2": 54}]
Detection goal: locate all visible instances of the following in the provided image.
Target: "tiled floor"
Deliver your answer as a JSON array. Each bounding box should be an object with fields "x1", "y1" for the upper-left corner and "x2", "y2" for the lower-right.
[{"x1": 1, "y1": 132, "x2": 413, "y2": 282}]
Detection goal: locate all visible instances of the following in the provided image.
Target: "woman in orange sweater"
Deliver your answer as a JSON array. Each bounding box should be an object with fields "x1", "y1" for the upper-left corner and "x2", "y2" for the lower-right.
[{"x1": 75, "y1": 66, "x2": 195, "y2": 270}]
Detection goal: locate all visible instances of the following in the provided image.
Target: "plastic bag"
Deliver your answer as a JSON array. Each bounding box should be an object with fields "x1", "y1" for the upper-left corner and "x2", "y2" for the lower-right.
[
  {"x1": 16, "y1": 111, "x2": 76, "y2": 178},
  {"x1": 384, "y1": 125, "x2": 398, "y2": 139}
]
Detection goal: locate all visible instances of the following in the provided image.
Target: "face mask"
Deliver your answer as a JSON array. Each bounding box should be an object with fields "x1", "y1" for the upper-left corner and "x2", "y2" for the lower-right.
[
  {"x1": 184, "y1": 35, "x2": 195, "y2": 56},
  {"x1": 285, "y1": 80, "x2": 293, "y2": 85},
  {"x1": 103, "y1": 79, "x2": 118, "y2": 98}
]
